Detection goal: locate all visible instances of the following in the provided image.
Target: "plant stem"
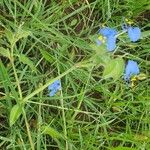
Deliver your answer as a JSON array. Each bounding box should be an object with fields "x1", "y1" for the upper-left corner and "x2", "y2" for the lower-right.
[
  {"x1": 22, "y1": 108, "x2": 35, "y2": 150},
  {"x1": 10, "y1": 46, "x2": 22, "y2": 100}
]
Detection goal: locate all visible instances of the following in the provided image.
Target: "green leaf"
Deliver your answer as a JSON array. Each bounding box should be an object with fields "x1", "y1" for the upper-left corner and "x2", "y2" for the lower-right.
[
  {"x1": 41, "y1": 125, "x2": 63, "y2": 139},
  {"x1": 39, "y1": 49, "x2": 53, "y2": 63},
  {"x1": 5, "y1": 27, "x2": 31, "y2": 45},
  {"x1": 111, "y1": 147, "x2": 136, "y2": 150},
  {"x1": 0, "y1": 47, "x2": 10, "y2": 59},
  {"x1": 90, "y1": 44, "x2": 111, "y2": 66},
  {"x1": 74, "y1": 38, "x2": 90, "y2": 50},
  {"x1": 134, "y1": 134, "x2": 148, "y2": 141},
  {"x1": 90, "y1": 44, "x2": 106, "y2": 55},
  {"x1": 19, "y1": 54, "x2": 37, "y2": 72},
  {"x1": 5, "y1": 29, "x2": 14, "y2": 45},
  {"x1": 0, "y1": 60, "x2": 18, "y2": 103},
  {"x1": 141, "y1": 30, "x2": 150, "y2": 39},
  {"x1": 14, "y1": 29, "x2": 31, "y2": 43},
  {"x1": 10, "y1": 104, "x2": 22, "y2": 126},
  {"x1": 93, "y1": 53, "x2": 111, "y2": 66},
  {"x1": 103, "y1": 57, "x2": 125, "y2": 80},
  {"x1": 70, "y1": 19, "x2": 78, "y2": 26}
]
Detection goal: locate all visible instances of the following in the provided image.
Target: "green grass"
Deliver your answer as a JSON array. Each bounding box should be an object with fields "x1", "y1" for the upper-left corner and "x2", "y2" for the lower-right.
[{"x1": 0, "y1": 0, "x2": 150, "y2": 149}]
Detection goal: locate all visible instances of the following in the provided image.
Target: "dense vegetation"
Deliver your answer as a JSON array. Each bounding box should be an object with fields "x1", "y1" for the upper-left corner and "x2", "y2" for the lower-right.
[{"x1": 0, "y1": 0, "x2": 150, "y2": 149}]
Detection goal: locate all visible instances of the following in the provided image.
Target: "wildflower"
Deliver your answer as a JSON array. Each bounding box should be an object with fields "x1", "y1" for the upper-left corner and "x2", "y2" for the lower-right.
[
  {"x1": 99, "y1": 27, "x2": 117, "y2": 37},
  {"x1": 124, "y1": 60, "x2": 140, "y2": 81},
  {"x1": 107, "y1": 36, "x2": 117, "y2": 52},
  {"x1": 97, "y1": 27, "x2": 117, "y2": 51},
  {"x1": 48, "y1": 80, "x2": 61, "y2": 96},
  {"x1": 127, "y1": 27, "x2": 141, "y2": 42},
  {"x1": 122, "y1": 17, "x2": 141, "y2": 42}
]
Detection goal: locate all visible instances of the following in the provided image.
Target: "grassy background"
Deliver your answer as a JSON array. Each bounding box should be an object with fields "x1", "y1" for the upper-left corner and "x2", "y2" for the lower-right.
[{"x1": 0, "y1": 0, "x2": 150, "y2": 149}]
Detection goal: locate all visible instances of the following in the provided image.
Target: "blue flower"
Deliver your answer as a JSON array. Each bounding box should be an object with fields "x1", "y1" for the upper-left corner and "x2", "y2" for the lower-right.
[
  {"x1": 97, "y1": 27, "x2": 117, "y2": 51},
  {"x1": 124, "y1": 60, "x2": 140, "y2": 81},
  {"x1": 48, "y1": 80, "x2": 61, "y2": 96},
  {"x1": 99, "y1": 27, "x2": 117, "y2": 37},
  {"x1": 127, "y1": 27, "x2": 141, "y2": 42},
  {"x1": 107, "y1": 36, "x2": 117, "y2": 52}
]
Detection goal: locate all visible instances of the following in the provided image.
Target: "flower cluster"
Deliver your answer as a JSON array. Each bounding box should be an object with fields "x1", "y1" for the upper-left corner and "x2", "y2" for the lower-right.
[
  {"x1": 48, "y1": 20, "x2": 142, "y2": 97},
  {"x1": 96, "y1": 21, "x2": 141, "y2": 81},
  {"x1": 48, "y1": 80, "x2": 61, "y2": 96},
  {"x1": 97, "y1": 25, "x2": 141, "y2": 52}
]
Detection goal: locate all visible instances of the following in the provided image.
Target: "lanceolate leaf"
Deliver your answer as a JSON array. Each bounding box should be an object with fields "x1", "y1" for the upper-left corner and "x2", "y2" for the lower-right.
[
  {"x1": 0, "y1": 60, "x2": 18, "y2": 104},
  {"x1": 0, "y1": 47, "x2": 10, "y2": 59},
  {"x1": 70, "y1": 19, "x2": 78, "y2": 26},
  {"x1": 111, "y1": 147, "x2": 136, "y2": 150},
  {"x1": 41, "y1": 125, "x2": 63, "y2": 139},
  {"x1": 5, "y1": 29, "x2": 14, "y2": 45},
  {"x1": 5, "y1": 28, "x2": 31, "y2": 46},
  {"x1": 9, "y1": 104, "x2": 22, "y2": 126},
  {"x1": 103, "y1": 57, "x2": 125, "y2": 80},
  {"x1": 19, "y1": 54, "x2": 37, "y2": 72},
  {"x1": 39, "y1": 49, "x2": 53, "y2": 63},
  {"x1": 14, "y1": 29, "x2": 31, "y2": 44}
]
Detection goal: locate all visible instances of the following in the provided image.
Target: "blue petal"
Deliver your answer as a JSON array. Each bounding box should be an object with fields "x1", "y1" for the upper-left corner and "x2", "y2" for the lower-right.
[
  {"x1": 49, "y1": 89, "x2": 57, "y2": 97},
  {"x1": 48, "y1": 84, "x2": 54, "y2": 90},
  {"x1": 106, "y1": 36, "x2": 117, "y2": 51},
  {"x1": 48, "y1": 80, "x2": 61, "y2": 90},
  {"x1": 124, "y1": 60, "x2": 140, "y2": 81},
  {"x1": 48, "y1": 80, "x2": 61, "y2": 96},
  {"x1": 53, "y1": 80, "x2": 61, "y2": 89},
  {"x1": 99, "y1": 27, "x2": 117, "y2": 37},
  {"x1": 56, "y1": 84, "x2": 61, "y2": 91},
  {"x1": 128, "y1": 27, "x2": 141, "y2": 42}
]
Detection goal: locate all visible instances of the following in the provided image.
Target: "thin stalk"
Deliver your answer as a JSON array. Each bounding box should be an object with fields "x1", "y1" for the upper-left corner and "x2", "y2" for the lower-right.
[
  {"x1": 56, "y1": 57, "x2": 68, "y2": 150},
  {"x1": 22, "y1": 108, "x2": 35, "y2": 150},
  {"x1": 37, "y1": 91, "x2": 43, "y2": 150},
  {"x1": 71, "y1": 66, "x2": 93, "y2": 122},
  {"x1": 10, "y1": 46, "x2": 22, "y2": 100}
]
